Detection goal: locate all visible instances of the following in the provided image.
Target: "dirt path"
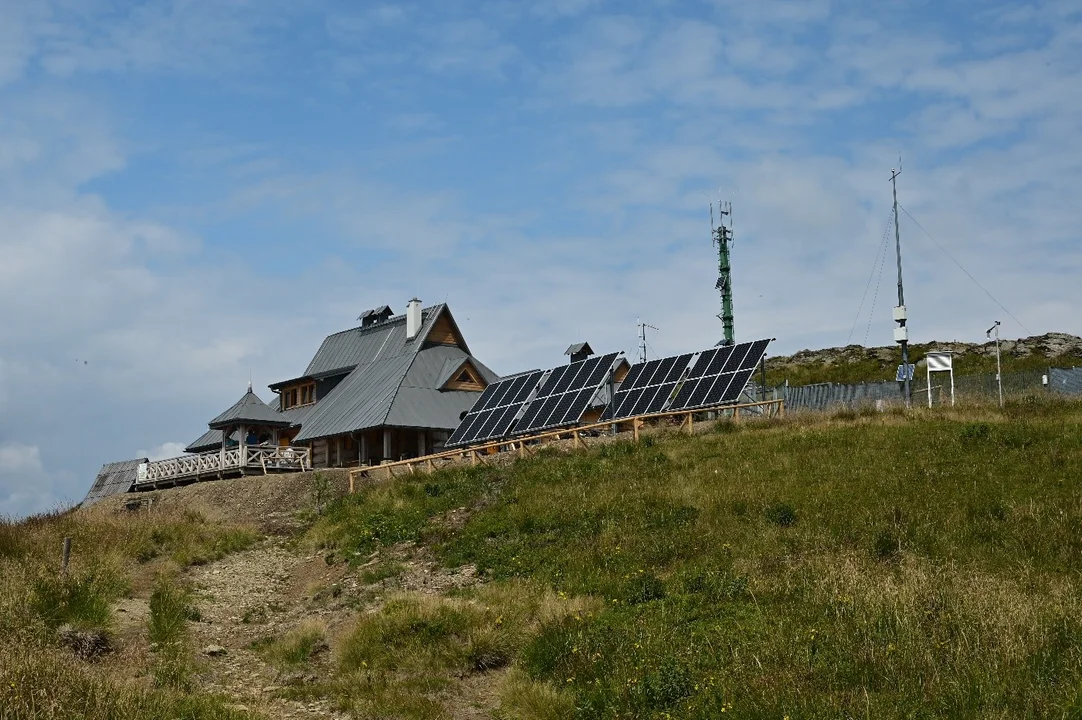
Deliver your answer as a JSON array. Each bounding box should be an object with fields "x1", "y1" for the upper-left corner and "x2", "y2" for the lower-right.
[{"x1": 186, "y1": 542, "x2": 349, "y2": 719}]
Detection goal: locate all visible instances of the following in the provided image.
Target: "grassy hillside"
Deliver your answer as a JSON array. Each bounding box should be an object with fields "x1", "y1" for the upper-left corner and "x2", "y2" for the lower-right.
[{"x1": 4, "y1": 398, "x2": 1082, "y2": 718}]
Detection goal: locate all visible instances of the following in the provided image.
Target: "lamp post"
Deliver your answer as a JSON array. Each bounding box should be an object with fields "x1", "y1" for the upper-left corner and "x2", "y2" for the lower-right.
[{"x1": 986, "y1": 320, "x2": 1003, "y2": 409}]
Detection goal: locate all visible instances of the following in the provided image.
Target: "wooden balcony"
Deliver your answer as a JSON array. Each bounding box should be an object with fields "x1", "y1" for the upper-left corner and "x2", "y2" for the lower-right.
[{"x1": 136, "y1": 446, "x2": 312, "y2": 489}]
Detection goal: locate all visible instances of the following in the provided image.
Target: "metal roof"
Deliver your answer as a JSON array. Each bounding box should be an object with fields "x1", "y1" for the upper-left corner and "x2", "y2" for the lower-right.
[
  {"x1": 185, "y1": 428, "x2": 225, "y2": 453},
  {"x1": 293, "y1": 354, "x2": 414, "y2": 441},
  {"x1": 82, "y1": 458, "x2": 147, "y2": 506},
  {"x1": 186, "y1": 398, "x2": 309, "y2": 453},
  {"x1": 292, "y1": 308, "x2": 493, "y2": 442},
  {"x1": 565, "y1": 342, "x2": 594, "y2": 356},
  {"x1": 303, "y1": 304, "x2": 449, "y2": 378},
  {"x1": 208, "y1": 388, "x2": 291, "y2": 430}
]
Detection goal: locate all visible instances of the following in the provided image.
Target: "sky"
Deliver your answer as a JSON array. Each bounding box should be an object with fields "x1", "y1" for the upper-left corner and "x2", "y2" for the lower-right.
[{"x1": 1, "y1": 0, "x2": 1080, "y2": 517}]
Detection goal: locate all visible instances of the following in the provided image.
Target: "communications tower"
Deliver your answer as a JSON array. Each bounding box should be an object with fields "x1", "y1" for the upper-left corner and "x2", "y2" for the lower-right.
[{"x1": 712, "y1": 202, "x2": 735, "y2": 346}]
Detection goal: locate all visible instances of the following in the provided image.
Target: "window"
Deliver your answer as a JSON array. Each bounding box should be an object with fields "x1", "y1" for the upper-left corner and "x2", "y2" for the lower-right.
[{"x1": 281, "y1": 383, "x2": 315, "y2": 410}]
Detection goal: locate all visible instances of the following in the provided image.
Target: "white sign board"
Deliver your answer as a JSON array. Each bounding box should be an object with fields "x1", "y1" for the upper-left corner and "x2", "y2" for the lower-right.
[
  {"x1": 926, "y1": 352, "x2": 953, "y2": 372},
  {"x1": 925, "y1": 351, "x2": 955, "y2": 407}
]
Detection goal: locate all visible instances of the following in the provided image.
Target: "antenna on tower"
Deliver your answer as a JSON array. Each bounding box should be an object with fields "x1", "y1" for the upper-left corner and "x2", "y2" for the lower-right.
[
  {"x1": 712, "y1": 200, "x2": 736, "y2": 346},
  {"x1": 637, "y1": 319, "x2": 658, "y2": 364}
]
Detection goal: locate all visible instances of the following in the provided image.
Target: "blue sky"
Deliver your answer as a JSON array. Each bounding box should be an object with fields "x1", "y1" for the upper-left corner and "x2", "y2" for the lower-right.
[{"x1": 2, "y1": 0, "x2": 1080, "y2": 517}]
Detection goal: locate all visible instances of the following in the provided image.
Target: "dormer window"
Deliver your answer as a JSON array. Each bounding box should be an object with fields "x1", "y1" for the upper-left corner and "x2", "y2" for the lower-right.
[
  {"x1": 281, "y1": 382, "x2": 316, "y2": 410},
  {"x1": 442, "y1": 361, "x2": 485, "y2": 392}
]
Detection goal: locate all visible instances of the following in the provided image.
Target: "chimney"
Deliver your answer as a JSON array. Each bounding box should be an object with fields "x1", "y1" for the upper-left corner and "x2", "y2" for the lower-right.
[
  {"x1": 406, "y1": 298, "x2": 422, "y2": 340},
  {"x1": 565, "y1": 342, "x2": 595, "y2": 364}
]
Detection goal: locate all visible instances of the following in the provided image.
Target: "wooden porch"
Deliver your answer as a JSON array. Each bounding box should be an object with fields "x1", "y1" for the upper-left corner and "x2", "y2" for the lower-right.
[{"x1": 135, "y1": 446, "x2": 312, "y2": 489}]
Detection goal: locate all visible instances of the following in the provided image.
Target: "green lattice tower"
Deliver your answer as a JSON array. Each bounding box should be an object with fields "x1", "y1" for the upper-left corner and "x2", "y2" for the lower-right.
[{"x1": 714, "y1": 204, "x2": 735, "y2": 346}]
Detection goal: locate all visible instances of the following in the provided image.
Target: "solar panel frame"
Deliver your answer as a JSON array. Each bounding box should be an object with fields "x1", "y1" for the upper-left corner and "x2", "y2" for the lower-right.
[
  {"x1": 579, "y1": 356, "x2": 614, "y2": 390},
  {"x1": 646, "y1": 382, "x2": 677, "y2": 414},
  {"x1": 470, "y1": 382, "x2": 503, "y2": 413},
  {"x1": 669, "y1": 339, "x2": 771, "y2": 411},
  {"x1": 551, "y1": 362, "x2": 585, "y2": 396},
  {"x1": 618, "y1": 363, "x2": 645, "y2": 390},
  {"x1": 561, "y1": 389, "x2": 597, "y2": 426},
  {"x1": 478, "y1": 405, "x2": 523, "y2": 442},
  {"x1": 663, "y1": 354, "x2": 694, "y2": 383},
  {"x1": 535, "y1": 365, "x2": 570, "y2": 397},
  {"x1": 446, "y1": 370, "x2": 551, "y2": 447},
  {"x1": 448, "y1": 412, "x2": 483, "y2": 446},
  {"x1": 723, "y1": 368, "x2": 756, "y2": 403},
  {"x1": 688, "y1": 348, "x2": 720, "y2": 378},
  {"x1": 705, "y1": 346, "x2": 735, "y2": 377},
  {"x1": 636, "y1": 359, "x2": 666, "y2": 388},
  {"x1": 720, "y1": 343, "x2": 751, "y2": 374}
]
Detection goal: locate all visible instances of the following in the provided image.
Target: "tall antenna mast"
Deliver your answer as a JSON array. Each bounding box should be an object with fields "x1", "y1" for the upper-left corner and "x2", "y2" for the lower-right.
[
  {"x1": 713, "y1": 201, "x2": 735, "y2": 346},
  {"x1": 637, "y1": 319, "x2": 658, "y2": 363},
  {"x1": 890, "y1": 166, "x2": 912, "y2": 407}
]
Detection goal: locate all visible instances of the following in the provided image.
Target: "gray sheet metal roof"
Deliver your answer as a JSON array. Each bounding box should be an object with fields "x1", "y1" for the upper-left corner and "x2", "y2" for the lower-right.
[
  {"x1": 185, "y1": 428, "x2": 224, "y2": 453},
  {"x1": 565, "y1": 342, "x2": 594, "y2": 356},
  {"x1": 82, "y1": 458, "x2": 147, "y2": 506},
  {"x1": 303, "y1": 304, "x2": 448, "y2": 378},
  {"x1": 284, "y1": 304, "x2": 494, "y2": 443},
  {"x1": 293, "y1": 354, "x2": 414, "y2": 442},
  {"x1": 208, "y1": 389, "x2": 291, "y2": 430},
  {"x1": 187, "y1": 399, "x2": 309, "y2": 452}
]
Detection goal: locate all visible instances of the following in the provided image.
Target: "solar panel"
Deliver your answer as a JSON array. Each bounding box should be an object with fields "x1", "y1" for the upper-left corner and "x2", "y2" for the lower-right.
[
  {"x1": 670, "y1": 339, "x2": 771, "y2": 411},
  {"x1": 688, "y1": 348, "x2": 721, "y2": 378},
  {"x1": 514, "y1": 353, "x2": 620, "y2": 435},
  {"x1": 446, "y1": 370, "x2": 546, "y2": 447},
  {"x1": 663, "y1": 354, "x2": 694, "y2": 383},
  {"x1": 619, "y1": 363, "x2": 646, "y2": 390},
  {"x1": 605, "y1": 340, "x2": 771, "y2": 419},
  {"x1": 471, "y1": 382, "x2": 504, "y2": 413}
]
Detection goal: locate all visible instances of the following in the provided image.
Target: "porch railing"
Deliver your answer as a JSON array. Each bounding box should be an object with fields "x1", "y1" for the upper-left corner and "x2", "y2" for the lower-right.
[{"x1": 138, "y1": 446, "x2": 311, "y2": 486}]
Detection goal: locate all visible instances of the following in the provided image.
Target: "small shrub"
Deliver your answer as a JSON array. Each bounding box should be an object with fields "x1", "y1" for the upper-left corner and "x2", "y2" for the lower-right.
[
  {"x1": 713, "y1": 419, "x2": 740, "y2": 435},
  {"x1": 764, "y1": 502, "x2": 797, "y2": 527},
  {"x1": 0, "y1": 522, "x2": 24, "y2": 558},
  {"x1": 872, "y1": 529, "x2": 900, "y2": 562},
  {"x1": 638, "y1": 658, "x2": 694, "y2": 710},
  {"x1": 256, "y1": 621, "x2": 328, "y2": 668},
  {"x1": 31, "y1": 566, "x2": 125, "y2": 630},
  {"x1": 467, "y1": 626, "x2": 512, "y2": 671},
  {"x1": 623, "y1": 572, "x2": 665, "y2": 605},
  {"x1": 311, "y1": 472, "x2": 332, "y2": 515},
  {"x1": 148, "y1": 576, "x2": 194, "y2": 690},
  {"x1": 960, "y1": 422, "x2": 992, "y2": 442}
]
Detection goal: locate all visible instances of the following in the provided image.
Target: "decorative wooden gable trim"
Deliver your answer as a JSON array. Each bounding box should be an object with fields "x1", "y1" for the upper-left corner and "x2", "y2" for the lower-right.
[
  {"x1": 613, "y1": 360, "x2": 631, "y2": 384},
  {"x1": 442, "y1": 360, "x2": 486, "y2": 392},
  {"x1": 426, "y1": 309, "x2": 467, "y2": 349}
]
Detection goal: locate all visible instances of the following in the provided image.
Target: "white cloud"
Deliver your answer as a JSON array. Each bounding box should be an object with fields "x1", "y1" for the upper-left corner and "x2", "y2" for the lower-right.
[
  {"x1": 0, "y1": 442, "x2": 42, "y2": 474},
  {"x1": 137, "y1": 442, "x2": 188, "y2": 461}
]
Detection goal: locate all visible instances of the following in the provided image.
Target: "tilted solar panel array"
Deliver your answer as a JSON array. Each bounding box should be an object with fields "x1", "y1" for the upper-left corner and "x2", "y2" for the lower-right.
[
  {"x1": 446, "y1": 340, "x2": 770, "y2": 449},
  {"x1": 513, "y1": 353, "x2": 619, "y2": 435},
  {"x1": 605, "y1": 339, "x2": 770, "y2": 420},
  {"x1": 603, "y1": 353, "x2": 693, "y2": 420},
  {"x1": 670, "y1": 339, "x2": 770, "y2": 411},
  {"x1": 445, "y1": 370, "x2": 543, "y2": 447},
  {"x1": 446, "y1": 353, "x2": 621, "y2": 448}
]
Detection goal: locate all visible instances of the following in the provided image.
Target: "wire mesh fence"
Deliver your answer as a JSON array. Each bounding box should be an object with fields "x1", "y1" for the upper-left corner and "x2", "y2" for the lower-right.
[{"x1": 776, "y1": 367, "x2": 1076, "y2": 412}]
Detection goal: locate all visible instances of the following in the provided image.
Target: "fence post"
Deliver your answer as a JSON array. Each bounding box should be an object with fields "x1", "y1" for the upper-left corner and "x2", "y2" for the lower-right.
[{"x1": 61, "y1": 537, "x2": 72, "y2": 576}]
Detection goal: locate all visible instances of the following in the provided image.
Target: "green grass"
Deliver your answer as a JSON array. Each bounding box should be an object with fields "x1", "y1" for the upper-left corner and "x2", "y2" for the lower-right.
[
  {"x1": 305, "y1": 398, "x2": 1082, "y2": 718},
  {"x1": 304, "y1": 466, "x2": 491, "y2": 560},
  {"x1": 0, "y1": 642, "x2": 254, "y2": 720},
  {"x1": 0, "y1": 505, "x2": 261, "y2": 718},
  {"x1": 252, "y1": 620, "x2": 328, "y2": 669}
]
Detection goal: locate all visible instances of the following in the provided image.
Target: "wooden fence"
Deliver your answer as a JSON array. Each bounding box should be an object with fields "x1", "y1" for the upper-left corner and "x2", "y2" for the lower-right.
[{"x1": 348, "y1": 398, "x2": 784, "y2": 491}]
